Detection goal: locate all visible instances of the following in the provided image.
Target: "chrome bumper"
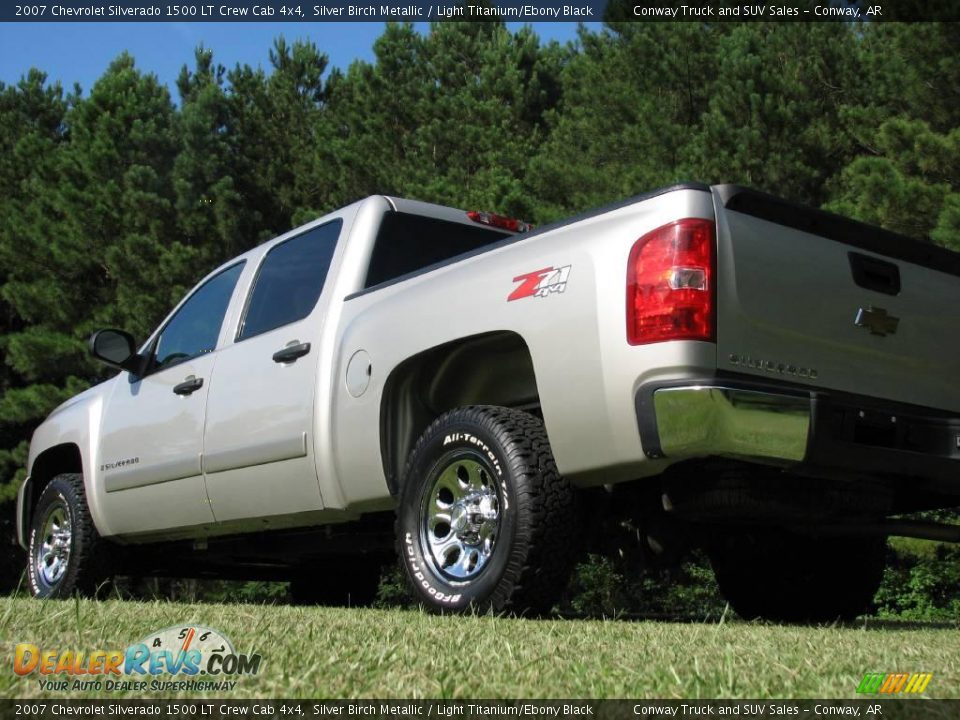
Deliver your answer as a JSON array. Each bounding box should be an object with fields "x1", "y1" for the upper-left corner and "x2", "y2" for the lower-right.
[{"x1": 652, "y1": 386, "x2": 811, "y2": 463}]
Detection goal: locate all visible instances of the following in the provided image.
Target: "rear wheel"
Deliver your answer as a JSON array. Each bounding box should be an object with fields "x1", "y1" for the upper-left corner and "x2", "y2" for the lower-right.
[
  {"x1": 27, "y1": 473, "x2": 109, "y2": 598},
  {"x1": 396, "y1": 406, "x2": 578, "y2": 615},
  {"x1": 708, "y1": 530, "x2": 886, "y2": 622}
]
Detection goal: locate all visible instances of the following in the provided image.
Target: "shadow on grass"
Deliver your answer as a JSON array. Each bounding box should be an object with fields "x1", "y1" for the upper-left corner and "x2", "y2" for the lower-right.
[
  {"x1": 6, "y1": 580, "x2": 958, "y2": 632},
  {"x1": 550, "y1": 609, "x2": 960, "y2": 630},
  {"x1": 856, "y1": 617, "x2": 960, "y2": 631}
]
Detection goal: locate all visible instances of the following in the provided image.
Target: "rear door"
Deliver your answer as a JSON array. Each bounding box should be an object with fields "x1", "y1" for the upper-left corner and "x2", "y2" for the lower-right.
[
  {"x1": 713, "y1": 186, "x2": 960, "y2": 412},
  {"x1": 203, "y1": 220, "x2": 342, "y2": 522}
]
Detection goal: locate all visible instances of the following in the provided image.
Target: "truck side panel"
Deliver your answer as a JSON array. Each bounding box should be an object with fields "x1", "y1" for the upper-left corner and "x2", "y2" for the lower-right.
[{"x1": 327, "y1": 188, "x2": 718, "y2": 507}]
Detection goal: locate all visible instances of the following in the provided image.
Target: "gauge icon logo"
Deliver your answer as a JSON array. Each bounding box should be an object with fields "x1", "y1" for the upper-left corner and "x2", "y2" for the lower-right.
[{"x1": 125, "y1": 625, "x2": 260, "y2": 677}]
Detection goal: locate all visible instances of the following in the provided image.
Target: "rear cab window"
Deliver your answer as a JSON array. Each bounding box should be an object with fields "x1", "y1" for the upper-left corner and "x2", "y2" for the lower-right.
[{"x1": 364, "y1": 212, "x2": 510, "y2": 289}]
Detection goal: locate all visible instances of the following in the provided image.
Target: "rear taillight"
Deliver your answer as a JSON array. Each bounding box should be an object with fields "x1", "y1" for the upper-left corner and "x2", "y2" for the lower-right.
[{"x1": 626, "y1": 218, "x2": 716, "y2": 345}]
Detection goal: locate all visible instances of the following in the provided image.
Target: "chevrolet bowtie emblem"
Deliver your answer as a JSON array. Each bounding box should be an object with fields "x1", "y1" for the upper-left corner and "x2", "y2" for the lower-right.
[{"x1": 855, "y1": 306, "x2": 899, "y2": 337}]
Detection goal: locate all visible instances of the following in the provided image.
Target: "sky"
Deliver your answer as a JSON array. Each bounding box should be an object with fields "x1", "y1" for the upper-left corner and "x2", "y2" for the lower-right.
[{"x1": 0, "y1": 22, "x2": 595, "y2": 96}]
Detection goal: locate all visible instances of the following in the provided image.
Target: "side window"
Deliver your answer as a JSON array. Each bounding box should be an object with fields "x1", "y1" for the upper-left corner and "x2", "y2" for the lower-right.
[
  {"x1": 238, "y1": 220, "x2": 341, "y2": 341},
  {"x1": 153, "y1": 262, "x2": 245, "y2": 371}
]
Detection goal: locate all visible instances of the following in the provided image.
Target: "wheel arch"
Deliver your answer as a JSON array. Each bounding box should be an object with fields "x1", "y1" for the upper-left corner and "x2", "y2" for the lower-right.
[
  {"x1": 20, "y1": 443, "x2": 84, "y2": 548},
  {"x1": 379, "y1": 331, "x2": 540, "y2": 496}
]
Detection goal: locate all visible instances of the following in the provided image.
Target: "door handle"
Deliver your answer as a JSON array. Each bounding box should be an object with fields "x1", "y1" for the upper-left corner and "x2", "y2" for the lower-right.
[
  {"x1": 273, "y1": 342, "x2": 311, "y2": 364},
  {"x1": 173, "y1": 376, "x2": 204, "y2": 396}
]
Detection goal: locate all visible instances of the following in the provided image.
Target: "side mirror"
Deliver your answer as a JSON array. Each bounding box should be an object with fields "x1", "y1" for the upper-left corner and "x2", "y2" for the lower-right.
[{"x1": 89, "y1": 329, "x2": 143, "y2": 375}]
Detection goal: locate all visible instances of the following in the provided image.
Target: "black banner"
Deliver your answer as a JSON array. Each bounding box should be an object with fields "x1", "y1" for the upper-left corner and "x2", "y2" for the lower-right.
[
  {"x1": 3, "y1": 1, "x2": 960, "y2": 24},
  {"x1": 3, "y1": 700, "x2": 959, "y2": 720}
]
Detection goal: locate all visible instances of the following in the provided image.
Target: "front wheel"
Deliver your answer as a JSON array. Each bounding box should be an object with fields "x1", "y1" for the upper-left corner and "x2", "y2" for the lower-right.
[
  {"x1": 27, "y1": 473, "x2": 109, "y2": 598},
  {"x1": 396, "y1": 406, "x2": 578, "y2": 614}
]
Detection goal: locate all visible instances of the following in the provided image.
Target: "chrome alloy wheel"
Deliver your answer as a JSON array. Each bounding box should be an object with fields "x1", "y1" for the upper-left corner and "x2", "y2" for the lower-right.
[
  {"x1": 37, "y1": 505, "x2": 72, "y2": 587},
  {"x1": 421, "y1": 456, "x2": 502, "y2": 581}
]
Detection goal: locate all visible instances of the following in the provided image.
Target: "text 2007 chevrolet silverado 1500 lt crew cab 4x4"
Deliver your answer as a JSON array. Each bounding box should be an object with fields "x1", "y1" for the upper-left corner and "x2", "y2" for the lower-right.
[{"x1": 18, "y1": 183, "x2": 960, "y2": 620}]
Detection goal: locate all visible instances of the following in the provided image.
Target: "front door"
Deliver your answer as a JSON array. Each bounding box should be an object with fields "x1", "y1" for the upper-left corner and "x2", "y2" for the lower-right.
[{"x1": 96, "y1": 262, "x2": 245, "y2": 536}]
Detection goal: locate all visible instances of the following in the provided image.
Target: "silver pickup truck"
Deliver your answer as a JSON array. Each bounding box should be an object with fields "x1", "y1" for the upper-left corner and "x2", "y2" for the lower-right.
[{"x1": 17, "y1": 183, "x2": 960, "y2": 621}]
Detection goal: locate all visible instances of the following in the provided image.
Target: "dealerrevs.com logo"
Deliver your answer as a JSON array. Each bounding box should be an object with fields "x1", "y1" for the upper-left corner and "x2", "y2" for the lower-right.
[{"x1": 13, "y1": 625, "x2": 261, "y2": 693}]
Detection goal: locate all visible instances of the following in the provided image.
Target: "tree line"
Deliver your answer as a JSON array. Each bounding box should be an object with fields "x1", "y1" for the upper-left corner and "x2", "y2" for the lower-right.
[{"x1": 1, "y1": 20, "x2": 958, "y2": 596}]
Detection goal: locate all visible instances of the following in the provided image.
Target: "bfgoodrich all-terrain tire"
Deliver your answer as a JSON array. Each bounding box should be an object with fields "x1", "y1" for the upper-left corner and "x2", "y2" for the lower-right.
[
  {"x1": 396, "y1": 406, "x2": 578, "y2": 614},
  {"x1": 708, "y1": 530, "x2": 886, "y2": 622},
  {"x1": 27, "y1": 473, "x2": 110, "y2": 598}
]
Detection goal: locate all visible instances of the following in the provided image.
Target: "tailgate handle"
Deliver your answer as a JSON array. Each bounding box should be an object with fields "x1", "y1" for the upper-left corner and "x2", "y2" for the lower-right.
[{"x1": 848, "y1": 252, "x2": 901, "y2": 296}]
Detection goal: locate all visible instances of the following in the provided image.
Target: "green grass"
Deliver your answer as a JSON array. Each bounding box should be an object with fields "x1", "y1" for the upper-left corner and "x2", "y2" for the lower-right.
[{"x1": 1, "y1": 597, "x2": 958, "y2": 699}]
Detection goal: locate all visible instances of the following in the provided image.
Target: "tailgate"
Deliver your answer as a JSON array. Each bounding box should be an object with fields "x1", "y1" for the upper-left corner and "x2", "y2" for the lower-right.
[{"x1": 713, "y1": 186, "x2": 960, "y2": 414}]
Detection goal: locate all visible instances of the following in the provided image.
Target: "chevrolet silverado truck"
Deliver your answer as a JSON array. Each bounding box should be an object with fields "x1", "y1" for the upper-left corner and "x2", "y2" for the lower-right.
[{"x1": 17, "y1": 183, "x2": 960, "y2": 621}]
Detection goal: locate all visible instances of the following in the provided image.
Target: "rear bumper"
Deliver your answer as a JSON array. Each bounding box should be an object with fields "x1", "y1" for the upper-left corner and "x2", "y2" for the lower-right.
[
  {"x1": 637, "y1": 376, "x2": 960, "y2": 483},
  {"x1": 651, "y1": 386, "x2": 810, "y2": 462}
]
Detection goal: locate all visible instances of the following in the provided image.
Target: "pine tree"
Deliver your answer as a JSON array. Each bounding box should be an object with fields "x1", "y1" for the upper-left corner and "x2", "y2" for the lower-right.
[
  {"x1": 314, "y1": 22, "x2": 563, "y2": 218},
  {"x1": 826, "y1": 119, "x2": 959, "y2": 247},
  {"x1": 220, "y1": 37, "x2": 330, "y2": 235},
  {"x1": 687, "y1": 22, "x2": 860, "y2": 206},
  {"x1": 528, "y1": 22, "x2": 719, "y2": 221},
  {"x1": 826, "y1": 22, "x2": 959, "y2": 247},
  {"x1": 1, "y1": 54, "x2": 178, "y2": 484},
  {"x1": 314, "y1": 22, "x2": 428, "y2": 207},
  {"x1": 0, "y1": 71, "x2": 71, "y2": 504},
  {"x1": 173, "y1": 46, "x2": 248, "y2": 268}
]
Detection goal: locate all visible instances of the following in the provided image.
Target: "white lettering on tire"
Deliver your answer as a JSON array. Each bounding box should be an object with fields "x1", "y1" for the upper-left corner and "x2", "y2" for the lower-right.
[
  {"x1": 404, "y1": 531, "x2": 461, "y2": 604},
  {"x1": 441, "y1": 433, "x2": 502, "y2": 476}
]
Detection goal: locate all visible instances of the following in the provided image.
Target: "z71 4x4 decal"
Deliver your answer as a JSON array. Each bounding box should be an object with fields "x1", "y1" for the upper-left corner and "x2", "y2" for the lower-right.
[{"x1": 508, "y1": 265, "x2": 571, "y2": 302}]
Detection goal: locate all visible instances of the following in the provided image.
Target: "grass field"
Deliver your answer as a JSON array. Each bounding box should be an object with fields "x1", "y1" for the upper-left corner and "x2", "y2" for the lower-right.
[{"x1": 1, "y1": 597, "x2": 958, "y2": 699}]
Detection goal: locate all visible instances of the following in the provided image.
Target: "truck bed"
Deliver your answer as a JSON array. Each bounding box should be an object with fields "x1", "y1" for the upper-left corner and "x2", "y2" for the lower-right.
[{"x1": 335, "y1": 183, "x2": 960, "y2": 501}]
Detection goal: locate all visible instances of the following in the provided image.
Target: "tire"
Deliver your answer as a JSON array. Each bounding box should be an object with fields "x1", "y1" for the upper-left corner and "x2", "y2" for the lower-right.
[
  {"x1": 27, "y1": 473, "x2": 109, "y2": 598},
  {"x1": 708, "y1": 530, "x2": 886, "y2": 622},
  {"x1": 289, "y1": 557, "x2": 385, "y2": 607},
  {"x1": 396, "y1": 405, "x2": 578, "y2": 615}
]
